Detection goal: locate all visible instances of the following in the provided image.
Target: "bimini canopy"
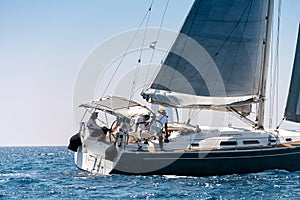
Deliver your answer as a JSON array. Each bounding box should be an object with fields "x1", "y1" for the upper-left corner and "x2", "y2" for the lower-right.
[{"x1": 79, "y1": 96, "x2": 153, "y2": 119}]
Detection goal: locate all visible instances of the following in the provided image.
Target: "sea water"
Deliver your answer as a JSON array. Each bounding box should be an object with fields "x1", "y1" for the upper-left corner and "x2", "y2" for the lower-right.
[{"x1": 0, "y1": 146, "x2": 300, "y2": 199}]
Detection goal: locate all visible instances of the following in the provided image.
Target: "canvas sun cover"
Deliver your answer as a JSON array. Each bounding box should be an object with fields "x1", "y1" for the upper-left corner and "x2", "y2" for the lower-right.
[{"x1": 79, "y1": 96, "x2": 152, "y2": 118}]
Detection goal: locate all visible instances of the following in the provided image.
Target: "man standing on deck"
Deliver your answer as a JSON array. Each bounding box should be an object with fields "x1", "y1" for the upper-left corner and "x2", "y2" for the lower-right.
[{"x1": 156, "y1": 108, "x2": 168, "y2": 150}]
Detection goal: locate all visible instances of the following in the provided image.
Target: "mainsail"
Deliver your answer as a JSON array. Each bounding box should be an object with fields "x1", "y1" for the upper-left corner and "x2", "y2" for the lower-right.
[
  {"x1": 284, "y1": 24, "x2": 300, "y2": 123},
  {"x1": 142, "y1": 0, "x2": 271, "y2": 109}
]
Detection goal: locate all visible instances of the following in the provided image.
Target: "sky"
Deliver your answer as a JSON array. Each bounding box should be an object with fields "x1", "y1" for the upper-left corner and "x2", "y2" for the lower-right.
[{"x1": 1, "y1": 0, "x2": 300, "y2": 146}]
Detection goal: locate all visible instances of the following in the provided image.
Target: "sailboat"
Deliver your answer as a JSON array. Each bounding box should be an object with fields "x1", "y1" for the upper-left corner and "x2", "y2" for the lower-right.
[{"x1": 68, "y1": 0, "x2": 300, "y2": 176}]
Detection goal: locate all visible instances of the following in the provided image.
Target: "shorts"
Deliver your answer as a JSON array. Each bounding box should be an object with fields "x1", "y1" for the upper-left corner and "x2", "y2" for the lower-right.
[{"x1": 157, "y1": 129, "x2": 163, "y2": 137}]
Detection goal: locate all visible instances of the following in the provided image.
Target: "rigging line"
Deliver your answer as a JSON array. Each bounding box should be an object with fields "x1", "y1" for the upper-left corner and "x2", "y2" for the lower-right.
[
  {"x1": 139, "y1": 5, "x2": 152, "y2": 61},
  {"x1": 268, "y1": 14, "x2": 274, "y2": 128},
  {"x1": 144, "y1": 50, "x2": 164, "y2": 90},
  {"x1": 187, "y1": 108, "x2": 192, "y2": 123},
  {"x1": 130, "y1": 2, "x2": 153, "y2": 101},
  {"x1": 100, "y1": 1, "x2": 154, "y2": 98},
  {"x1": 80, "y1": 109, "x2": 88, "y2": 123},
  {"x1": 160, "y1": 0, "x2": 193, "y2": 65},
  {"x1": 144, "y1": 0, "x2": 192, "y2": 91},
  {"x1": 152, "y1": 1, "x2": 191, "y2": 85},
  {"x1": 143, "y1": 0, "x2": 170, "y2": 91},
  {"x1": 275, "y1": 0, "x2": 282, "y2": 129},
  {"x1": 130, "y1": 60, "x2": 141, "y2": 101},
  {"x1": 268, "y1": 37, "x2": 274, "y2": 129},
  {"x1": 227, "y1": 107, "x2": 256, "y2": 127},
  {"x1": 228, "y1": 112, "x2": 233, "y2": 127}
]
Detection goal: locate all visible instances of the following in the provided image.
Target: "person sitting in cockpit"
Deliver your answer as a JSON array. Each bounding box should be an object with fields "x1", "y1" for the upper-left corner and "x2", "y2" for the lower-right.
[{"x1": 87, "y1": 112, "x2": 110, "y2": 141}]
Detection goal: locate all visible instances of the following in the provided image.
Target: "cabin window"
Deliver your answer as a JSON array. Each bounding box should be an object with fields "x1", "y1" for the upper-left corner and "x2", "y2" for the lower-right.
[
  {"x1": 243, "y1": 140, "x2": 260, "y2": 145},
  {"x1": 270, "y1": 139, "x2": 277, "y2": 143},
  {"x1": 220, "y1": 141, "x2": 237, "y2": 146},
  {"x1": 191, "y1": 143, "x2": 199, "y2": 147},
  {"x1": 286, "y1": 138, "x2": 292, "y2": 142}
]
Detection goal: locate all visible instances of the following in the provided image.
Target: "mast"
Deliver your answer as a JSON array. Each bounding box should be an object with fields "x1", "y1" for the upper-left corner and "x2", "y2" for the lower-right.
[{"x1": 256, "y1": 0, "x2": 274, "y2": 129}]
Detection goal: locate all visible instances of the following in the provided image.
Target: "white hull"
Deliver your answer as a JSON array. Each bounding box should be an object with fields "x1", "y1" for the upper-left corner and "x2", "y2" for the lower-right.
[{"x1": 75, "y1": 144, "x2": 115, "y2": 175}]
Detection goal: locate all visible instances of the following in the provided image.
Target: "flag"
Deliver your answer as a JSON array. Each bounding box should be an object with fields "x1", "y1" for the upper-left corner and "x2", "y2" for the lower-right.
[{"x1": 149, "y1": 41, "x2": 157, "y2": 49}]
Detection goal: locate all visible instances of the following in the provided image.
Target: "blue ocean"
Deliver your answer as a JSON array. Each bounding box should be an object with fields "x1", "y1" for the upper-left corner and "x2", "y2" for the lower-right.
[{"x1": 1, "y1": 146, "x2": 300, "y2": 199}]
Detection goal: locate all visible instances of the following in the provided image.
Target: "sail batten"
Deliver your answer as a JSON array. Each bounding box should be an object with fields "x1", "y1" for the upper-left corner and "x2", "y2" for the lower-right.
[{"x1": 142, "y1": 0, "x2": 269, "y2": 108}]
